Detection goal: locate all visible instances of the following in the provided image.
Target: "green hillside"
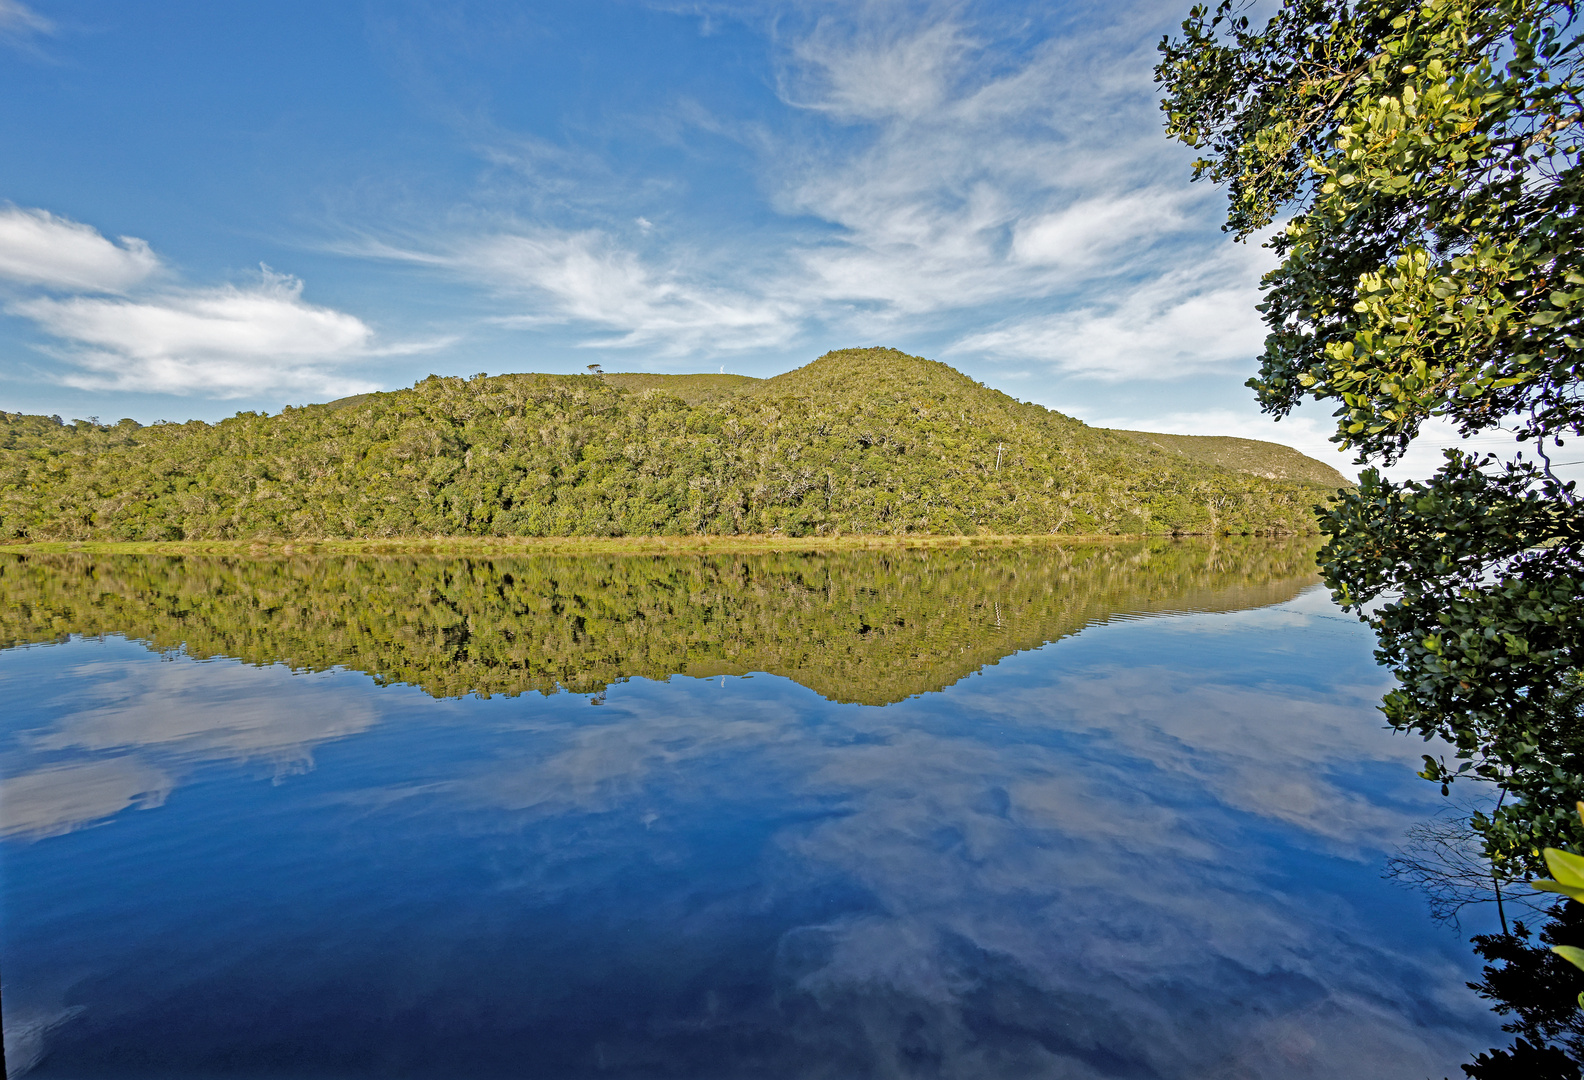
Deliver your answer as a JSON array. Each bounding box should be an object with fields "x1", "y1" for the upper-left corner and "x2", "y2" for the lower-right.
[
  {"x1": 597, "y1": 372, "x2": 759, "y2": 403},
  {"x1": 0, "y1": 348, "x2": 1345, "y2": 543},
  {"x1": 1112, "y1": 430, "x2": 1353, "y2": 487}
]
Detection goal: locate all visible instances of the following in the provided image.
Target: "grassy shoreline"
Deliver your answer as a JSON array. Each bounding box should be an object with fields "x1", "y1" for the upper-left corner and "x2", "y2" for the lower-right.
[{"x1": 0, "y1": 531, "x2": 1315, "y2": 558}]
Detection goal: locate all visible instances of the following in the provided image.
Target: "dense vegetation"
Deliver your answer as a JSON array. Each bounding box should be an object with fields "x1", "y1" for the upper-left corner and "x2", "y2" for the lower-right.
[
  {"x1": 0, "y1": 539, "x2": 1319, "y2": 706},
  {"x1": 1112, "y1": 429, "x2": 1350, "y2": 486},
  {"x1": 0, "y1": 349, "x2": 1344, "y2": 542},
  {"x1": 1160, "y1": 0, "x2": 1584, "y2": 1072}
]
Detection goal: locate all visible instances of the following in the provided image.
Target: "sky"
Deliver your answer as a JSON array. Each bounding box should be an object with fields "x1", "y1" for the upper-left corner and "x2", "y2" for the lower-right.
[{"x1": 0, "y1": 0, "x2": 1557, "y2": 480}]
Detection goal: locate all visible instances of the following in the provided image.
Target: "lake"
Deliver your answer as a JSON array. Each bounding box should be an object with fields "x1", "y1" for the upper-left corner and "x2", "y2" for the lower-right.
[{"x1": 0, "y1": 541, "x2": 1505, "y2": 1077}]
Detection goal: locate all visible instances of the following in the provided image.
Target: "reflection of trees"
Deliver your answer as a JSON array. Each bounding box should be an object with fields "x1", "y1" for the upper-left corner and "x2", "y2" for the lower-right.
[
  {"x1": 1462, "y1": 903, "x2": 1584, "y2": 1079},
  {"x1": 1394, "y1": 807, "x2": 1584, "y2": 1077},
  {"x1": 0, "y1": 538, "x2": 1320, "y2": 705},
  {"x1": 1387, "y1": 805, "x2": 1551, "y2": 932}
]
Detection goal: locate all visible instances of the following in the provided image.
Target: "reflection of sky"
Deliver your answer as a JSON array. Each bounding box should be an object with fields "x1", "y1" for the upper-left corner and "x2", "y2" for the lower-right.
[{"x1": 0, "y1": 586, "x2": 1499, "y2": 1078}]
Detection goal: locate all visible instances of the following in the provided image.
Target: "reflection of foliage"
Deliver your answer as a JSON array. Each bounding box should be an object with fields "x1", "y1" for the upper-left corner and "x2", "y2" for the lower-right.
[
  {"x1": 1386, "y1": 805, "x2": 1550, "y2": 929},
  {"x1": 1327, "y1": 461, "x2": 1584, "y2": 879},
  {"x1": 1464, "y1": 903, "x2": 1584, "y2": 1079},
  {"x1": 0, "y1": 538, "x2": 1320, "y2": 706},
  {"x1": 0, "y1": 350, "x2": 1337, "y2": 542}
]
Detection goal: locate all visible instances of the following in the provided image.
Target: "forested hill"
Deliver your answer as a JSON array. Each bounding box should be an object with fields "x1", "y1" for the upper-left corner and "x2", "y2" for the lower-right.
[{"x1": 0, "y1": 348, "x2": 1347, "y2": 542}]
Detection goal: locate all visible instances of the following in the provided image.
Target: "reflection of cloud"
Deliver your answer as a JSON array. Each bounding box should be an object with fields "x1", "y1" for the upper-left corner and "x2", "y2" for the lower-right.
[
  {"x1": 378, "y1": 609, "x2": 1475, "y2": 1074},
  {"x1": 1009, "y1": 664, "x2": 1412, "y2": 850},
  {"x1": 3, "y1": 597, "x2": 1489, "y2": 1076},
  {"x1": 2, "y1": 1003, "x2": 84, "y2": 1078},
  {"x1": 0, "y1": 758, "x2": 170, "y2": 839},
  {"x1": 30, "y1": 658, "x2": 379, "y2": 758},
  {"x1": 6, "y1": 655, "x2": 379, "y2": 839}
]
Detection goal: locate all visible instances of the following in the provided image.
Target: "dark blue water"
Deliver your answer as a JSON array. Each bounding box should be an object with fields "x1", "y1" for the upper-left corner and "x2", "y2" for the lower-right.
[{"x1": 1, "y1": 568, "x2": 1499, "y2": 1078}]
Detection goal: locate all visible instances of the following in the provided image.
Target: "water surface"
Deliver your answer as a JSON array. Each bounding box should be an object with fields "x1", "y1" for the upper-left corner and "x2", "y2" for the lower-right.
[{"x1": 0, "y1": 542, "x2": 1497, "y2": 1077}]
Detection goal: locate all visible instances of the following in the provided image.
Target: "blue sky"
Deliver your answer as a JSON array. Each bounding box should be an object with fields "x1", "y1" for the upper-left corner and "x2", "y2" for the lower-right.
[{"x1": 0, "y1": 0, "x2": 1510, "y2": 476}]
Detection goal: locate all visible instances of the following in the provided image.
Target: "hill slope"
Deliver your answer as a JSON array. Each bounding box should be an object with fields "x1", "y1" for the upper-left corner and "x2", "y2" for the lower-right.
[
  {"x1": 1112, "y1": 430, "x2": 1352, "y2": 487},
  {"x1": 0, "y1": 348, "x2": 1343, "y2": 542}
]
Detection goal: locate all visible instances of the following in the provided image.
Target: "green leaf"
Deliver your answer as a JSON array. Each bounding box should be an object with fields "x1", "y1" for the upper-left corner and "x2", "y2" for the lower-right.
[
  {"x1": 1544, "y1": 846, "x2": 1584, "y2": 888},
  {"x1": 1532, "y1": 878, "x2": 1584, "y2": 902}
]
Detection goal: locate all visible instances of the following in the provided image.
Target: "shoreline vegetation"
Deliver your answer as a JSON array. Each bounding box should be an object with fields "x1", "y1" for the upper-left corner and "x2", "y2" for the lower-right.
[
  {"x1": 0, "y1": 530, "x2": 1320, "y2": 558},
  {"x1": 0, "y1": 349, "x2": 1349, "y2": 545}
]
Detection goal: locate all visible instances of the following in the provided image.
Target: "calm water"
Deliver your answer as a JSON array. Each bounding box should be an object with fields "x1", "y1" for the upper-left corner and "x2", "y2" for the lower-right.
[{"x1": 0, "y1": 542, "x2": 1501, "y2": 1078}]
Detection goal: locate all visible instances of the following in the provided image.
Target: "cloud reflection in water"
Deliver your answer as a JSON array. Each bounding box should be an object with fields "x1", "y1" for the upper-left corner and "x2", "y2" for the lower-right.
[{"x1": 0, "y1": 583, "x2": 1495, "y2": 1078}]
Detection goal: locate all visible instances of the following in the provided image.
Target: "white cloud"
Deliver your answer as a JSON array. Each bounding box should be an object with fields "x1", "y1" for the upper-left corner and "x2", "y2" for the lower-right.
[
  {"x1": 0, "y1": 204, "x2": 446, "y2": 399},
  {"x1": 381, "y1": 228, "x2": 798, "y2": 355},
  {"x1": 1083, "y1": 404, "x2": 1359, "y2": 476},
  {"x1": 953, "y1": 243, "x2": 1274, "y2": 379},
  {"x1": 1011, "y1": 193, "x2": 1190, "y2": 268},
  {"x1": 13, "y1": 270, "x2": 389, "y2": 398},
  {"x1": 359, "y1": 4, "x2": 1225, "y2": 363},
  {"x1": 1081, "y1": 400, "x2": 1584, "y2": 484},
  {"x1": 783, "y1": 18, "x2": 976, "y2": 121},
  {"x1": 0, "y1": 206, "x2": 161, "y2": 292}
]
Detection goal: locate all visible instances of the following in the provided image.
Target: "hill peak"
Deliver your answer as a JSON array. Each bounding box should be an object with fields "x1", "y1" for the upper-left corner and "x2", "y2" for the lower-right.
[{"x1": 753, "y1": 347, "x2": 1011, "y2": 404}]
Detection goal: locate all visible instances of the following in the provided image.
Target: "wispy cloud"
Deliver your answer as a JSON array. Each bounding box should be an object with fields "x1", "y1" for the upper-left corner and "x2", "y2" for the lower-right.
[
  {"x1": 780, "y1": 16, "x2": 978, "y2": 121},
  {"x1": 4, "y1": 208, "x2": 439, "y2": 398},
  {"x1": 763, "y1": 4, "x2": 1214, "y2": 334},
  {"x1": 951, "y1": 243, "x2": 1273, "y2": 379},
  {"x1": 0, "y1": 0, "x2": 52, "y2": 45},
  {"x1": 353, "y1": 1, "x2": 1240, "y2": 374},
  {"x1": 380, "y1": 228, "x2": 798, "y2": 355}
]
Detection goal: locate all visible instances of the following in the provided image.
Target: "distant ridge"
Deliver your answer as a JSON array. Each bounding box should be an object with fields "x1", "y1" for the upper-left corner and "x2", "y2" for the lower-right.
[
  {"x1": 0, "y1": 348, "x2": 1344, "y2": 542},
  {"x1": 534, "y1": 366, "x2": 1351, "y2": 489},
  {"x1": 1110, "y1": 430, "x2": 1352, "y2": 488}
]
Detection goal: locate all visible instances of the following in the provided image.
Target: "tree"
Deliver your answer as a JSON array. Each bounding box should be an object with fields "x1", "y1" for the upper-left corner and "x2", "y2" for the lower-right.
[{"x1": 1157, "y1": 0, "x2": 1584, "y2": 878}]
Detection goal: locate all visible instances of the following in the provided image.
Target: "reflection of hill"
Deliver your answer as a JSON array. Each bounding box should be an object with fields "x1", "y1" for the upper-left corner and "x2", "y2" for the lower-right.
[{"x1": 0, "y1": 540, "x2": 1319, "y2": 705}]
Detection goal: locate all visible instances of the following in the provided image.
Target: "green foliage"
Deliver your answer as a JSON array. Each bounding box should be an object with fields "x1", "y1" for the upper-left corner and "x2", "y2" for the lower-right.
[
  {"x1": 1159, "y1": 1, "x2": 1584, "y2": 877},
  {"x1": 1319, "y1": 454, "x2": 1584, "y2": 870},
  {"x1": 0, "y1": 349, "x2": 1338, "y2": 542},
  {"x1": 0, "y1": 537, "x2": 1321, "y2": 706},
  {"x1": 1160, "y1": 0, "x2": 1583, "y2": 458}
]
